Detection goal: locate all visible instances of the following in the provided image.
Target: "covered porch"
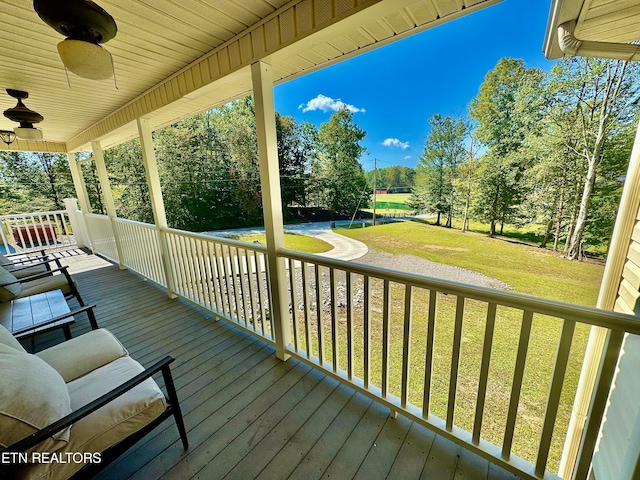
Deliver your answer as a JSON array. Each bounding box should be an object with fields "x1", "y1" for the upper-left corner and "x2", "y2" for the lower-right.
[
  {"x1": 40, "y1": 250, "x2": 517, "y2": 480},
  {"x1": 3, "y1": 0, "x2": 640, "y2": 479}
]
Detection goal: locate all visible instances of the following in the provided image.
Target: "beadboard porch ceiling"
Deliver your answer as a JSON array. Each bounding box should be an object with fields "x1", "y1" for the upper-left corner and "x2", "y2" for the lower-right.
[{"x1": 0, "y1": 0, "x2": 500, "y2": 153}]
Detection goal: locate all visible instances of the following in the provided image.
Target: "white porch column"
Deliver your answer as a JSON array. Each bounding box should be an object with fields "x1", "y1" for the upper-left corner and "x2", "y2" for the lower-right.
[
  {"x1": 136, "y1": 117, "x2": 176, "y2": 298},
  {"x1": 251, "y1": 60, "x2": 291, "y2": 361},
  {"x1": 92, "y1": 140, "x2": 125, "y2": 268},
  {"x1": 63, "y1": 198, "x2": 87, "y2": 248},
  {"x1": 66, "y1": 153, "x2": 92, "y2": 214},
  {"x1": 560, "y1": 117, "x2": 640, "y2": 478},
  {"x1": 65, "y1": 153, "x2": 92, "y2": 249}
]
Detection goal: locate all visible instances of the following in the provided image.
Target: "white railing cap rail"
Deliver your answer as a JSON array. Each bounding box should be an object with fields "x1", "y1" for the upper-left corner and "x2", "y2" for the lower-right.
[
  {"x1": 280, "y1": 248, "x2": 640, "y2": 334},
  {"x1": 165, "y1": 226, "x2": 269, "y2": 252},
  {"x1": 0, "y1": 210, "x2": 69, "y2": 220},
  {"x1": 114, "y1": 217, "x2": 160, "y2": 229}
]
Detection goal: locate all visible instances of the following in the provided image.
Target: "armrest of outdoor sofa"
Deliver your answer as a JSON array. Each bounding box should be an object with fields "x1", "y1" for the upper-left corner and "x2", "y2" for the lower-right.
[
  {"x1": 11, "y1": 304, "x2": 97, "y2": 336},
  {"x1": 2, "y1": 356, "x2": 175, "y2": 454}
]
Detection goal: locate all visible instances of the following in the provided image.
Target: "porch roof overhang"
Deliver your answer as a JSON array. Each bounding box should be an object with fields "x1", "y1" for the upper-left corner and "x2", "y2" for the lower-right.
[
  {"x1": 1, "y1": 0, "x2": 500, "y2": 155},
  {"x1": 544, "y1": 0, "x2": 640, "y2": 60}
]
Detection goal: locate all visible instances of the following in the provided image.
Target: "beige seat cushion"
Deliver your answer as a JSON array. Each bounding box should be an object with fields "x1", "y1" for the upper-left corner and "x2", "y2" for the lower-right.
[
  {"x1": 0, "y1": 323, "x2": 26, "y2": 352},
  {"x1": 0, "y1": 344, "x2": 71, "y2": 452},
  {"x1": 36, "y1": 329, "x2": 129, "y2": 382},
  {"x1": 10, "y1": 263, "x2": 49, "y2": 279},
  {"x1": 0, "y1": 267, "x2": 22, "y2": 302},
  {"x1": 17, "y1": 356, "x2": 166, "y2": 480},
  {"x1": 18, "y1": 275, "x2": 73, "y2": 299}
]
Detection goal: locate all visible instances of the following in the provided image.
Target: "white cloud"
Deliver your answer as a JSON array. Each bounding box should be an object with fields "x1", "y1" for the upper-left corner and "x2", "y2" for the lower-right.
[
  {"x1": 382, "y1": 138, "x2": 410, "y2": 150},
  {"x1": 404, "y1": 155, "x2": 411, "y2": 160},
  {"x1": 299, "y1": 94, "x2": 365, "y2": 113}
]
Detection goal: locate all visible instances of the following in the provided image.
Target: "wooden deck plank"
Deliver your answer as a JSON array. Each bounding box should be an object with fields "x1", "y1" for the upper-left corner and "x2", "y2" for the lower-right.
[
  {"x1": 286, "y1": 391, "x2": 374, "y2": 480},
  {"x1": 195, "y1": 373, "x2": 337, "y2": 479},
  {"x1": 153, "y1": 363, "x2": 313, "y2": 480},
  {"x1": 455, "y1": 446, "x2": 490, "y2": 479},
  {"x1": 253, "y1": 383, "x2": 356, "y2": 480},
  {"x1": 354, "y1": 413, "x2": 413, "y2": 480},
  {"x1": 420, "y1": 435, "x2": 462, "y2": 480},
  {"x1": 319, "y1": 401, "x2": 390, "y2": 479},
  {"x1": 23, "y1": 252, "x2": 520, "y2": 480},
  {"x1": 387, "y1": 422, "x2": 436, "y2": 480}
]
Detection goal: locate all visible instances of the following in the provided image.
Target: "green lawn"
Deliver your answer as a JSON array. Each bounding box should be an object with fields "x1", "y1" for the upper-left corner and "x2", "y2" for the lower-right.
[
  {"x1": 234, "y1": 232, "x2": 332, "y2": 254},
  {"x1": 317, "y1": 221, "x2": 605, "y2": 470}
]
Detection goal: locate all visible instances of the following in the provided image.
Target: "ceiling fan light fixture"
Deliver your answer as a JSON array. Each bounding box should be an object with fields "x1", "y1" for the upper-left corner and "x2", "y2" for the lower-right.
[
  {"x1": 58, "y1": 39, "x2": 113, "y2": 80},
  {"x1": 3, "y1": 90, "x2": 44, "y2": 141},
  {"x1": 0, "y1": 130, "x2": 16, "y2": 146},
  {"x1": 14, "y1": 127, "x2": 43, "y2": 141}
]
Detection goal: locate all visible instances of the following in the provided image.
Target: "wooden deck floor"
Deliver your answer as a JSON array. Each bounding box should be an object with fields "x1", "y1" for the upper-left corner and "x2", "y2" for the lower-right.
[{"x1": 31, "y1": 250, "x2": 520, "y2": 480}]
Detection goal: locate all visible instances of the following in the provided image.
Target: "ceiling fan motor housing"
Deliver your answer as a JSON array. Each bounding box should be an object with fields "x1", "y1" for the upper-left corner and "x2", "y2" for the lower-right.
[
  {"x1": 33, "y1": 0, "x2": 117, "y2": 44},
  {"x1": 34, "y1": 0, "x2": 118, "y2": 80}
]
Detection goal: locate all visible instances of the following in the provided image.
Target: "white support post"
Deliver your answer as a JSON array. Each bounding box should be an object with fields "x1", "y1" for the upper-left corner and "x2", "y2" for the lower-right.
[
  {"x1": 65, "y1": 153, "x2": 92, "y2": 250},
  {"x1": 63, "y1": 198, "x2": 86, "y2": 248},
  {"x1": 66, "y1": 153, "x2": 92, "y2": 214},
  {"x1": 560, "y1": 117, "x2": 640, "y2": 478},
  {"x1": 251, "y1": 60, "x2": 291, "y2": 361},
  {"x1": 136, "y1": 117, "x2": 176, "y2": 299},
  {"x1": 92, "y1": 141, "x2": 125, "y2": 268}
]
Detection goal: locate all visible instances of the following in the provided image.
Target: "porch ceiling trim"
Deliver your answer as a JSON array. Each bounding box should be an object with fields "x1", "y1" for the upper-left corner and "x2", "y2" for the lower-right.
[
  {"x1": 0, "y1": 140, "x2": 67, "y2": 154},
  {"x1": 544, "y1": 0, "x2": 640, "y2": 60},
  {"x1": 66, "y1": 0, "x2": 501, "y2": 152}
]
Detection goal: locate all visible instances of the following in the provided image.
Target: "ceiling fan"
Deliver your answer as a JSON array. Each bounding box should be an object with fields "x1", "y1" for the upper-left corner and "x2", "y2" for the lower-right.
[
  {"x1": 33, "y1": 0, "x2": 118, "y2": 81},
  {"x1": 2, "y1": 89, "x2": 44, "y2": 143}
]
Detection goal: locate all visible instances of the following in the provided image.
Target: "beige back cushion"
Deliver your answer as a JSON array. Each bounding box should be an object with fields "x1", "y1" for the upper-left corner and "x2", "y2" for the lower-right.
[
  {"x1": 0, "y1": 266, "x2": 21, "y2": 302},
  {"x1": 0, "y1": 324, "x2": 26, "y2": 352},
  {"x1": 0, "y1": 344, "x2": 72, "y2": 451}
]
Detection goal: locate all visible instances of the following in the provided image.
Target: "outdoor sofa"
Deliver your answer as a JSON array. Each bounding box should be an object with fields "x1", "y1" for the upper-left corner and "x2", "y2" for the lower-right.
[{"x1": 0, "y1": 326, "x2": 188, "y2": 479}]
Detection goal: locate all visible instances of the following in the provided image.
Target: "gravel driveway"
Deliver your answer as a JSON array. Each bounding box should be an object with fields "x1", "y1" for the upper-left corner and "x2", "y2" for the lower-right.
[{"x1": 353, "y1": 248, "x2": 512, "y2": 291}]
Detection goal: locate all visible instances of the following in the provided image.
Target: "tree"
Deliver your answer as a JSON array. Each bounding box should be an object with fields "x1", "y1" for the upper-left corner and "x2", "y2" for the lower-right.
[
  {"x1": 469, "y1": 58, "x2": 545, "y2": 236},
  {"x1": 313, "y1": 108, "x2": 368, "y2": 215},
  {"x1": 0, "y1": 151, "x2": 75, "y2": 211},
  {"x1": 276, "y1": 115, "x2": 314, "y2": 208},
  {"x1": 410, "y1": 114, "x2": 469, "y2": 226},
  {"x1": 366, "y1": 166, "x2": 416, "y2": 192},
  {"x1": 547, "y1": 58, "x2": 640, "y2": 259},
  {"x1": 104, "y1": 139, "x2": 153, "y2": 223}
]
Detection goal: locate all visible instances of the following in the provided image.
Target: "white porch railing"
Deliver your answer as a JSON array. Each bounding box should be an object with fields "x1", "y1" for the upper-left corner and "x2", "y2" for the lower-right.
[
  {"x1": 0, "y1": 210, "x2": 77, "y2": 254},
  {"x1": 84, "y1": 214, "x2": 119, "y2": 263},
  {"x1": 39, "y1": 209, "x2": 637, "y2": 480},
  {"x1": 114, "y1": 218, "x2": 166, "y2": 287}
]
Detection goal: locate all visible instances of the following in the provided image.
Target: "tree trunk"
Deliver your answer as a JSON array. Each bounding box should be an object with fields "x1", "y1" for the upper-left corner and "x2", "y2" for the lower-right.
[
  {"x1": 436, "y1": 212, "x2": 441, "y2": 226},
  {"x1": 447, "y1": 189, "x2": 454, "y2": 228},
  {"x1": 500, "y1": 221, "x2": 504, "y2": 235},
  {"x1": 462, "y1": 196, "x2": 470, "y2": 233},
  {"x1": 540, "y1": 219, "x2": 554, "y2": 248},
  {"x1": 553, "y1": 185, "x2": 565, "y2": 251},
  {"x1": 568, "y1": 161, "x2": 597, "y2": 260},
  {"x1": 564, "y1": 179, "x2": 581, "y2": 254},
  {"x1": 489, "y1": 185, "x2": 499, "y2": 238}
]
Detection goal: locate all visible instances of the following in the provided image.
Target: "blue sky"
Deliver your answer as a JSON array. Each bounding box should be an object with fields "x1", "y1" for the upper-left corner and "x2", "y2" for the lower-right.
[{"x1": 273, "y1": 0, "x2": 555, "y2": 172}]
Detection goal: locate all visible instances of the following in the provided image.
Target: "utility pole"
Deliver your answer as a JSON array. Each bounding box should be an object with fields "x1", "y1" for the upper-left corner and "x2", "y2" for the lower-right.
[{"x1": 373, "y1": 158, "x2": 377, "y2": 226}]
